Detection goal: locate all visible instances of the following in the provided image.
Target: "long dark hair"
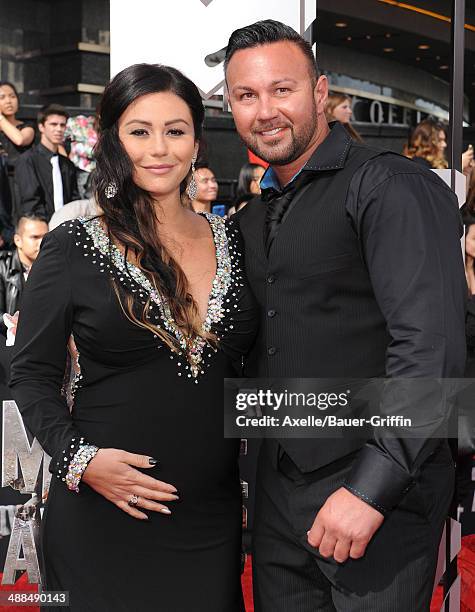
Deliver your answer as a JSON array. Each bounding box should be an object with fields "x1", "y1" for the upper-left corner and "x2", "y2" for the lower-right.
[
  {"x1": 0, "y1": 81, "x2": 19, "y2": 98},
  {"x1": 236, "y1": 162, "x2": 263, "y2": 198},
  {"x1": 94, "y1": 63, "x2": 205, "y2": 348}
]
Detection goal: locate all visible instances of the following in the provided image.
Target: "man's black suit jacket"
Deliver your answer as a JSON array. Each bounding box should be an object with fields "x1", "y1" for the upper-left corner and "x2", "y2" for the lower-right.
[{"x1": 14, "y1": 143, "x2": 79, "y2": 222}]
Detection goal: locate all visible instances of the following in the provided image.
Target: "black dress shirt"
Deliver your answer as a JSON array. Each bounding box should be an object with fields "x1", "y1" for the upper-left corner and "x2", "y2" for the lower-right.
[
  {"x1": 14, "y1": 143, "x2": 79, "y2": 221},
  {"x1": 237, "y1": 122, "x2": 466, "y2": 513}
]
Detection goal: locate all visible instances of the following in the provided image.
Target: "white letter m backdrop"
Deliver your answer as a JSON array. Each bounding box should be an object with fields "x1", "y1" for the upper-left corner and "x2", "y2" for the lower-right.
[{"x1": 110, "y1": 0, "x2": 316, "y2": 98}]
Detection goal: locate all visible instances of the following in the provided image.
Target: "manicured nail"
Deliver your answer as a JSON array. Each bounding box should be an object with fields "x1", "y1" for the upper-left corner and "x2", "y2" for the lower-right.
[
  {"x1": 149, "y1": 457, "x2": 158, "y2": 465},
  {"x1": 161, "y1": 508, "x2": 172, "y2": 515}
]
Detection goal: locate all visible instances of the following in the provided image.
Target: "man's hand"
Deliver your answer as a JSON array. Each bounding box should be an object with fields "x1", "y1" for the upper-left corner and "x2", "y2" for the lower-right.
[
  {"x1": 3, "y1": 311, "x2": 19, "y2": 343},
  {"x1": 307, "y1": 487, "x2": 384, "y2": 563}
]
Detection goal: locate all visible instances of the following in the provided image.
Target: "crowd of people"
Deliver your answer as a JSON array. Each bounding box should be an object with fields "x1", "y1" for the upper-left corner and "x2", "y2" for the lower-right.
[
  {"x1": 0, "y1": 18, "x2": 473, "y2": 610},
  {"x1": 2, "y1": 77, "x2": 472, "y2": 240}
]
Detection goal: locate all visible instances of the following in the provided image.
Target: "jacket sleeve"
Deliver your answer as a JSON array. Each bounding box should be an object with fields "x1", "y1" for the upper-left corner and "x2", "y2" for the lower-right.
[
  {"x1": 14, "y1": 154, "x2": 47, "y2": 217},
  {"x1": 63, "y1": 159, "x2": 79, "y2": 203},
  {"x1": 9, "y1": 230, "x2": 84, "y2": 470},
  {"x1": 70, "y1": 168, "x2": 80, "y2": 202},
  {"x1": 343, "y1": 169, "x2": 466, "y2": 513}
]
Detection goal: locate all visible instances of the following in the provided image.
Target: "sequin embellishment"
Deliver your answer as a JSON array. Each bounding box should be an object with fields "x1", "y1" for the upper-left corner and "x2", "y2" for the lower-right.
[{"x1": 76, "y1": 214, "x2": 234, "y2": 380}]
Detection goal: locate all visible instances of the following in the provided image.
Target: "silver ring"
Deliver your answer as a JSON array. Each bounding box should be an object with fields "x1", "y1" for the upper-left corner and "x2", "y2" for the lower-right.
[{"x1": 127, "y1": 494, "x2": 139, "y2": 507}]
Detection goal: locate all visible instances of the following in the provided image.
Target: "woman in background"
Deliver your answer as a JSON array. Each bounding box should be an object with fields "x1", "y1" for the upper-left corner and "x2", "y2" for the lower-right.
[
  {"x1": 228, "y1": 162, "x2": 265, "y2": 216},
  {"x1": 403, "y1": 119, "x2": 448, "y2": 169},
  {"x1": 0, "y1": 82, "x2": 35, "y2": 241},
  {"x1": 324, "y1": 92, "x2": 362, "y2": 142},
  {"x1": 404, "y1": 118, "x2": 474, "y2": 175},
  {"x1": 189, "y1": 163, "x2": 218, "y2": 213},
  {"x1": 0, "y1": 82, "x2": 35, "y2": 164}
]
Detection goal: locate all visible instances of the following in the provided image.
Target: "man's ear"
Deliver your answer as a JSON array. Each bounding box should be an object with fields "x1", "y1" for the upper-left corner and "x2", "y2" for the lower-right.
[
  {"x1": 13, "y1": 234, "x2": 21, "y2": 249},
  {"x1": 38, "y1": 123, "x2": 44, "y2": 135},
  {"x1": 314, "y1": 75, "x2": 328, "y2": 116}
]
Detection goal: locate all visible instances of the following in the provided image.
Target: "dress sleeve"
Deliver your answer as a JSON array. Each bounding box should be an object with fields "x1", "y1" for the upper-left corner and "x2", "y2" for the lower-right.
[{"x1": 9, "y1": 230, "x2": 85, "y2": 472}]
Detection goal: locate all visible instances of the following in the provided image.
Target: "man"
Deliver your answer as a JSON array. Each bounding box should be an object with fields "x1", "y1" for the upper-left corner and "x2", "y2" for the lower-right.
[
  {"x1": 225, "y1": 20, "x2": 466, "y2": 611},
  {"x1": 0, "y1": 214, "x2": 48, "y2": 336},
  {"x1": 15, "y1": 104, "x2": 79, "y2": 221}
]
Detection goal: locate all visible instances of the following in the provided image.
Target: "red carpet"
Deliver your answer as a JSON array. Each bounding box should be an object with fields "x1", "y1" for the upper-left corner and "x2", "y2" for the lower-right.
[
  {"x1": 242, "y1": 556, "x2": 254, "y2": 611},
  {"x1": 1, "y1": 543, "x2": 474, "y2": 612},
  {"x1": 0, "y1": 572, "x2": 38, "y2": 611},
  {"x1": 243, "y1": 546, "x2": 475, "y2": 612}
]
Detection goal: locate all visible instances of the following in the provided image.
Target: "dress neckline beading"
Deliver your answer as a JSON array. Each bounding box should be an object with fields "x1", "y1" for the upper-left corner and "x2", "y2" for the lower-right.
[{"x1": 75, "y1": 213, "x2": 233, "y2": 381}]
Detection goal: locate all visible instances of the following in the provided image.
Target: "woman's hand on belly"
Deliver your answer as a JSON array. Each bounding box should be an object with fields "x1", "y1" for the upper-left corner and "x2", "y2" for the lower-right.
[{"x1": 82, "y1": 448, "x2": 179, "y2": 520}]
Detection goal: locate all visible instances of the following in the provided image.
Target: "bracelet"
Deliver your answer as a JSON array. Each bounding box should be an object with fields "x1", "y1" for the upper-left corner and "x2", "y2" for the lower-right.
[
  {"x1": 65, "y1": 444, "x2": 99, "y2": 493},
  {"x1": 53, "y1": 436, "x2": 84, "y2": 480}
]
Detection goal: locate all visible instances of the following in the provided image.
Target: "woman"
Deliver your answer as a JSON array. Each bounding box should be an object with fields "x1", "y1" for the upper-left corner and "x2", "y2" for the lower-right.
[
  {"x1": 228, "y1": 162, "x2": 265, "y2": 216},
  {"x1": 0, "y1": 82, "x2": 35, "y2": 242},
  {"x1": 189, "y1": 163, "x2": 218, "y2": 213},
  {"x1": 403, "y1": 118, "x2": 448, "y2": 169},
  {"x1": 324, "y1": 92, "x2": 362, "y2": 142},
  {"x1": 10, "y1": 64, "x2": 257, "y2": 611},
  {"x1": 0, "y1": 82, "x2": 35, "y2": 163},
  {"x1": 236, "y1": 162, "x2": 265, "y2": 200}
]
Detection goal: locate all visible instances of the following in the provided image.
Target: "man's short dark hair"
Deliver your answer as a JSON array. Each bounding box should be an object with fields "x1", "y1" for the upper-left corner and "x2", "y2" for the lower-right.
[
  {"x1": 224, "y1": 19, "x2": 319, "y2": 82},
  {"x1": 15, "y1": 214, "x2": 49, "y2": 234},
  {"x1": 37, "y1": 104, "x2": 69, "y2": 126}
]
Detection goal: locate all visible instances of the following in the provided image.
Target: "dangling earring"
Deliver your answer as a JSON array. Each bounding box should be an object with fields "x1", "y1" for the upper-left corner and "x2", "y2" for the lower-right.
[
  {"x1": 186, "y1": 158, "x2": 198, "y2": 200},
  {"x1": 105, "y1": 181, "x2": 117, "y2": 199}
]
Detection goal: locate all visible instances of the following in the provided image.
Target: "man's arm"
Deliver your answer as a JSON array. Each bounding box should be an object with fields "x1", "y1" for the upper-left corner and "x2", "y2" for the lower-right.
[
  {"x1": 15, "y1": 154, "x2": 46, "y2": 217},
  {"x1": 308, "y1": 164, "x2": 466, "y2": 561},
  {"x1": 343, "y1": 168, "x2": 465, "y2": 508},
  {"x1": 65, "y1": 160, "x2": 80, "y2": 202}
]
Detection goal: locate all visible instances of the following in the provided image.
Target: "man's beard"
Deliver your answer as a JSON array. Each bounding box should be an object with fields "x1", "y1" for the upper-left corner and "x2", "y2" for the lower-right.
[{"x1": 240, "y1": 105, "x2": 318, "y2": 166}]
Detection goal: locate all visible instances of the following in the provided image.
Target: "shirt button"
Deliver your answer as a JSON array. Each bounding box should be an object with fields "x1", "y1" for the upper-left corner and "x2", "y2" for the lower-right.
[
  {"x1": 267, "y1": 275, "x2": 275, "y2": 284},
  {"x1": 267, "y1": 309, "x2": 276, "y2": 318},
  {"x1": 268, "y1": 346, "x2": 277, "y2": 356}
]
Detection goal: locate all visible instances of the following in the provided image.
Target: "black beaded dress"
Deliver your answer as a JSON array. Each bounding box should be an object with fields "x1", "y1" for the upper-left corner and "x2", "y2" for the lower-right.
[{"x1": 10, "y1": 213, "x2": 257, "y2": 612}]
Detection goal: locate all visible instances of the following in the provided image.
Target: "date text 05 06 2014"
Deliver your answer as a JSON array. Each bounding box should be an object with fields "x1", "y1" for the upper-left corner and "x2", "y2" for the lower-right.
[{"x1": 0, "y1": 591, "x2": 69, "y2": 607}]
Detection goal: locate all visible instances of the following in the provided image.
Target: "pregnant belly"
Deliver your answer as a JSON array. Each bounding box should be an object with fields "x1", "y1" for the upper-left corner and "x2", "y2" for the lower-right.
[{"x1": 70, "y1": 363, "x2": 239, "y2": 500}]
